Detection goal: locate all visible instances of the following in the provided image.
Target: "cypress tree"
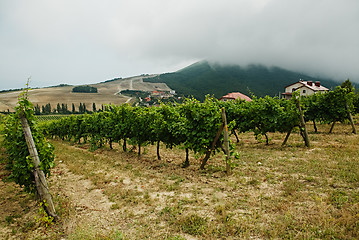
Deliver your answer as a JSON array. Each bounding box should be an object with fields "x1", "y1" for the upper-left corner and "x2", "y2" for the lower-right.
[
  {"x1": 57, "y1": 103, "x2": 61, "y2": 114},
  {"x1": 79, "y1": 103, "x2": 83, "y2": 113}
]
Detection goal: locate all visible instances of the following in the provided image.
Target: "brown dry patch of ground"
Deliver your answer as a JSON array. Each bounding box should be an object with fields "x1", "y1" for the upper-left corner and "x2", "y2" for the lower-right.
[
  {"x1": 0, "y1": 122, "x2": 359, "y2": 239},
  {"x1": 0, "y1": 75, "x2": 170, "y2": 112}
]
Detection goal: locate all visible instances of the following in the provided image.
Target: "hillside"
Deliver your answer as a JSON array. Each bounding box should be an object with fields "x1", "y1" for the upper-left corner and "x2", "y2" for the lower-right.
[
  {"x1": 0, "y1": 62, "x2": 342, "y2": 111},
  {"x1": 144, "y1": 61, "x2": 340, "y2": 100},
  {"x1": 0, "y1": 75, "x2": 171, "y2": 112}
]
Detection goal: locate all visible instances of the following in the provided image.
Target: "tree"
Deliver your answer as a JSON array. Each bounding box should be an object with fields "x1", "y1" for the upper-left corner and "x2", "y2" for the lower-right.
[
  {"x1": 61, "y1": 103, "x2": 68, "y2": 114},
  {"x1": 79, "y1": 103, "x2": 83, "y2": 113},
  {"x1": 72, "y1": 103, "x2": 76, "y2": 113},
  {"x1": 93, "y1": 103, "x2": 96, "y2": 112},
  {"x1": 34, "y1": 104, "x2": 41, "y2": 115},
  {"x1": 44, "y1": 103, "x2": 51, "y2": 114},
  {"x1": 57, "y1": 103, "x2": 61, "y2": 114},
  {"x1": 341, "y1": 79, "x2": 354, "y2": 93}
]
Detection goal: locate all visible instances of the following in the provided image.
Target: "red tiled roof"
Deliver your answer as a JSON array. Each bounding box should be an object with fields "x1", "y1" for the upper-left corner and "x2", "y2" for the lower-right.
[{"x1": 219, "y1": 92, "x2": 252, "y2": 102}]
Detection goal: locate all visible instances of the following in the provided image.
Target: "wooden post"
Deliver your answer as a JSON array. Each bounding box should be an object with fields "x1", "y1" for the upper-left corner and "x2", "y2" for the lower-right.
[
  {"x1": 296, "y1": 99, "x2": 310, "y2": 148},
  {"x1": 200, "y1": 123, "x2": 224, "y2": 170},
  {"x1": 346, "y1": 103, "x2": 356, "y2": 134},
  {"x1": 221, "y1": 108, "x2": 231, "y2": 175},
  {"x1": 19, "y1": 112, "x2": 58, "y2": 220},
  {"x1": 157, "y1": 140, "x2": 161, "y2": 160}
]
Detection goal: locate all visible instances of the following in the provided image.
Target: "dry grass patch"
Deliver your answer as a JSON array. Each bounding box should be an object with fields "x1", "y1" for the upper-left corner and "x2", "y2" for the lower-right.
[{"x1": 1, "y1": 121, "x2": 359, "y2": 239}]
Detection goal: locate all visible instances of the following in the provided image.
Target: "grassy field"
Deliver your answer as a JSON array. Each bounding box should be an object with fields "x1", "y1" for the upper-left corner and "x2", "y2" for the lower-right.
[
  {"x1": 0, "y1": 75, "x2": 169, "y2": 112},
  {"x1": 0, "y1": 122, "x2": 358, "y2": 239}
]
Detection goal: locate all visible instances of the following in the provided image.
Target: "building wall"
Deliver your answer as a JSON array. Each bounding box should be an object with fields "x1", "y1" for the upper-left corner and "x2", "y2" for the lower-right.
[
  {"x1": 285, "y1": 83, "x2": 304, "y2": 93},
  {"x1": 299, "y1": 86, "x2": 315, "y2": 96},
  {"x1": 284, "y1": 84, "x2": 315, "y2": 99}
]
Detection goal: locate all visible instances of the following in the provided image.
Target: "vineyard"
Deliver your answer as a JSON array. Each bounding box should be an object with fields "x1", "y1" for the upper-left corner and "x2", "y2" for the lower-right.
[
  {"x1": 1, "y1": 86, "x2": 359, "y2": 239},
  {"x1": 40, "y1": 86, "x2": 356, "y2": 167}
]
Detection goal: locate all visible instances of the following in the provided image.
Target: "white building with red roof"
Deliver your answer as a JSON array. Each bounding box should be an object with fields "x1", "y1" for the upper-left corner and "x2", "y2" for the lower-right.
[
  {"x1": 282, "y1": 80, "x2": 329, "y2": 100},
  {"x1": 219, "y1": 92, "x2": 252, "y2": 102}
]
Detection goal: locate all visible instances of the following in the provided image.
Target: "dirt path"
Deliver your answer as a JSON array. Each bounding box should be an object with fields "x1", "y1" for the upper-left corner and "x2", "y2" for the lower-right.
[{"x1": 50, "y1": 163, "x2": 120, "y2": 236}]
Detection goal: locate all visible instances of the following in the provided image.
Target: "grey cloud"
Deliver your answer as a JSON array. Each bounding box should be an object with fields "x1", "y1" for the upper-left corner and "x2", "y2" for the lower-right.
[{"x1": 0, "y1": 0, "x2": 358, "y2": 90}]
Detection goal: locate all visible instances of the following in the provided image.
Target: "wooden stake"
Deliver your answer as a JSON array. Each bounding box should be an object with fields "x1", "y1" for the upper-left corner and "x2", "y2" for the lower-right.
[
  {"x1": 19, "y1": 112, "x2": 58, "y2": 220},
  {"x1": 157, "y1": 140, "x2": 161, "y2": 160},
  {"x1": 346, "y1": 103, "x2": 356, "y2": 134},
  {"x1": 200, "y1": 123, "x2": 224, "y2": 170},
  {"x1": 221, "y1": 108, "x2": 231, "y2": 175}
]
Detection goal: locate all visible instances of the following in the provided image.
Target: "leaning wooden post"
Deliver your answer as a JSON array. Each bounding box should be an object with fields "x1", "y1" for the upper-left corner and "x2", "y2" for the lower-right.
[
  {"x1": 296, "y1": 98, "x2": 310, "y2": 148},
  {"x1": 19, "y1": 111, "x2": 58, "y2": 220},
  {"x1": 221, "y1": 108, "x2": 231, "y2": 175},
  {"x1": 200, "y1": 123, "x2": 224, "y2": 170},
  {"x1": 345, "y1": 103, "x2": 356, "y2": 134}
]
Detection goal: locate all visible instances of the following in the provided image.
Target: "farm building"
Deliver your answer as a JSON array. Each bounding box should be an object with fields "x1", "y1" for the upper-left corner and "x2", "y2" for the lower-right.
[{"x1": 282, "y1": 80, "x2": 328, "y2": 100}]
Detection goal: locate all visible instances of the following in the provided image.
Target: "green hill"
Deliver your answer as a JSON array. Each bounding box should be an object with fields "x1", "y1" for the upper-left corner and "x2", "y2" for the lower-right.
[{"x1": 144, "y1": 61, "x2": 340, "y2": 100}]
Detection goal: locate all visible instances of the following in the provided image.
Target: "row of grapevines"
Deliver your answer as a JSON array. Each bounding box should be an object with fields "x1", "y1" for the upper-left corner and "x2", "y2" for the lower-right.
[
  {"x1": 41, "y1": 86, "x2": 356, "y2": 167},
  {"x1": 303, "y1": 86, "x2": 356, "y2": 133},
  {"x1": 42, "y1": 97, "x2": 224, "y2": 164},
  {"x1": 41, "y1": 96, "x2": 304, "y2": 168},
  {"x1": 219, "y1": 95, "x2": 301, "y2": 144}
]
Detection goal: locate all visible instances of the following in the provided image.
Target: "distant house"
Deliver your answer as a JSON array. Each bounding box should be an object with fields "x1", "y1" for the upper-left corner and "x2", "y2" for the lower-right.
[
  {"x1": 151, "y1": 90, "x2": 164, "y2": 96},
  {"x1": 219, "y1": 92, "x2": 252, "y2": 102},
  {"x1": 282, "y1": 80, "x2": 329, "y2": 100},
  {"x1": 151, "y1": 90, "x2": 174, "y2": 99}
]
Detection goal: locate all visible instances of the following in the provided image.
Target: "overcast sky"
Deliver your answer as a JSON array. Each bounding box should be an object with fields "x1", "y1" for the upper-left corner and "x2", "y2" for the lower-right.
[{"x1": 1, "y1": 0, "x2": 358, "y2": 90}]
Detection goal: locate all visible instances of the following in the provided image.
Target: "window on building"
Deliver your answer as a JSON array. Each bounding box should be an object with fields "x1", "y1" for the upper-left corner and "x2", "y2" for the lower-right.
[{"x1": 303, "y1": 90, "x2": 306, "y2": 94}]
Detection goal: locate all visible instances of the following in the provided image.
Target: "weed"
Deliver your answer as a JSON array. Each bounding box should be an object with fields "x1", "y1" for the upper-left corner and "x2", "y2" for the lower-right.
[
  {"x1": 247, "y1": 177, "x2": 260, "y2": 186},
  {"x1": 160, "y1": 203, "x2": 184, "y2": 224},
  {"x1": 178, "y1": 214, "x2": 208, "y2": 236},
  {"x1": 282, "y1": 177, "x2": 302, "y2": 196},
  {"x1": 34, "y1": 201, "x2": 54, "y2": 228},
  {"x1": 5, "y1": 215, "x2": 15, "y2": 224},
  {"x1": 68, "y1": 225, "x2": 127, "y2": 240},
  {"x1": 330, "y1": 190, "x2": 349, "y2": 209},
  {"x1": 124, "y1": 164, "x2": 133, "y2": 170},
  {"x1": 165, "y1": 236, "x2": 186, "y2": 240}
]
